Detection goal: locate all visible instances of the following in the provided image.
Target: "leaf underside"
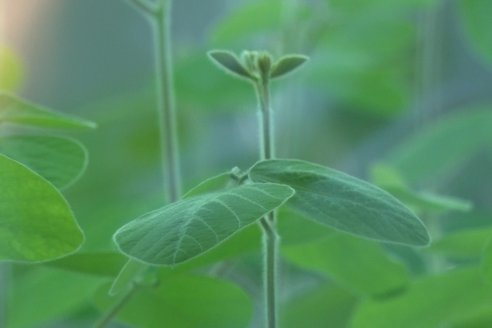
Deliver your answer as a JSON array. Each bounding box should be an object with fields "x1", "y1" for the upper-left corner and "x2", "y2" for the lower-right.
[
  {"x1": 249, "y1": 159, "x2": 430, "y2": 246},
  {"x1": 114, "y1": 182, "x2": 294, "y2": 266},
  {"x1": 208, "y1": 50, "x2": 252, "y2": 80}
]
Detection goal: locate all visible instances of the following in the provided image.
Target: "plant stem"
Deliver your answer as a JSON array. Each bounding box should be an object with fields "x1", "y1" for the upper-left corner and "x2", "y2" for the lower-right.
[
  {"x1": 94, "y1": 285, "x2": 139, "y2": 328},
  {"x1": 97, "y1": 0, "x2": 180, "y2": 326},
  {"x1": 153, "y1": 0, "x2": 181, "y2": 202},
  {"x1": 256, "y1": 79, "x2": 278, "y2": 328}
]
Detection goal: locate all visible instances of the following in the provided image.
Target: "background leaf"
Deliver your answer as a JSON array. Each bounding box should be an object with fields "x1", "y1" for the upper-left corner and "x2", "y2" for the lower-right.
[
  {"x1": 0, "y1": 135, "x2": 88, "y2": 189},
  {"x1": 458, "y1": 0, "x2": 492, "y2": 66},
  {"x1": 94, "y1": 275, "x2": 253, "y2": 328},
  {"x1": 283, "y1": 234, "x2": 410, "y2": 297},
  {"x1": 114, "y1": 183, "x2": 294, "y2": 265},
  {"x1": 0, "y1": 154, "x2": 84, "y2": 262},
  {"x1": 8, "y1": 267, "x2": 101, "y2": 328},
  {"x1": 351, "y1": 268, "x2": 492, "y2": 328},
  {"x1": 0, "y1": 93, "x2": 96, "y2": 130},
  {"x1": 250, "y1": 159, "x2": 430, "y2": 246}
]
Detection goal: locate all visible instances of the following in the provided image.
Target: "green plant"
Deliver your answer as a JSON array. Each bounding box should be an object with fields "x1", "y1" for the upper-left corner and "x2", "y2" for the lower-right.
[
  {"x1": 6, "y1": 0, "x2": 492, "y2": 327},
  {"x1": 111, "y1": 47, "x2": 430, "y2": 328}
]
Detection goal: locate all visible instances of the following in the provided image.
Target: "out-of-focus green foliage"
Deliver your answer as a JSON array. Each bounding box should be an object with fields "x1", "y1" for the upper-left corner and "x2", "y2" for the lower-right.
[
  {"x1": 0, "y1": 135, "x2": 88, "y2": 189},
  {"x1": 283, "y1": 234, "x2": 410, "y2": 297},
  {"x1": 352, "y1": 268, "x2": 492, "y2": 328},
  {"x1": 458, "y1": 0, "x2": 492, "y2": 66},
  {"x1": 95, "y1": 275, "x2": 253, "y2": 328}
]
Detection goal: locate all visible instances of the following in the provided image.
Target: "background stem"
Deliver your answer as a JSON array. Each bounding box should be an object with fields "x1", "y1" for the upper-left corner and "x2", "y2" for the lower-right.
[
  {"x1": 154, "y1": 0, "x2": 181, "y2": 202},
  {"x1": 256, "y1": 79, "x2": 278, "y2": 328},
  {"x1": 97, "y1": 0, "x2": 179, "y2": 326}
]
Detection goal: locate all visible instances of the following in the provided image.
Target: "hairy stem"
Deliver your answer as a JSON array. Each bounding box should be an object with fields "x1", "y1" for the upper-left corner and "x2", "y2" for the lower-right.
[{"x1": 256, "y1": 79, "x2": 278, "y2": 328}]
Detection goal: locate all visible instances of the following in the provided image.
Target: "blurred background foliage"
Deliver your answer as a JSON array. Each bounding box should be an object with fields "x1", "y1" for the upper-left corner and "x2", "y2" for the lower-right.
[{"x1": 1, "y1": 0, "x2": 492, "y2": 326}]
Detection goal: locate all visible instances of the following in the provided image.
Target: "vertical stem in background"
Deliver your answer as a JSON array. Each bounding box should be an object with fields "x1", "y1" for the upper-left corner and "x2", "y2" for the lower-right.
[
  {"x1": 256, "y1": 79, "x2": 278, "y2": 328},
  {"x1": 154, "y1": 0, "x2": 181, "y2": 202},
  {"x1": 95, "y1": 1, "x2": 180, "y2": 326}
]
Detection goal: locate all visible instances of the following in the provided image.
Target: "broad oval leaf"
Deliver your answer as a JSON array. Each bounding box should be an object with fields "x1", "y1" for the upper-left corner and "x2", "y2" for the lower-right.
[
  {"x1": 249, "y1": 159, "x2": 430, "y2": 246},
  {"x1": 113, "y1": 183, "x2": 294, "y2": 266},
  {"x1": 0, "y1": 93, "x2": 96, "y2": 129},
  {"x1": 270, "y1": 54, "x2": 309, "y2": 79},
  {"x1": 0, "y1": 154, "x2": 84, "y2": 262},
  {"x1": 208, "y1": 50, "x2": 253, "y2": 80},
  {"x1": 0, "y1": 135, "x2": 88, "y2": 189}
]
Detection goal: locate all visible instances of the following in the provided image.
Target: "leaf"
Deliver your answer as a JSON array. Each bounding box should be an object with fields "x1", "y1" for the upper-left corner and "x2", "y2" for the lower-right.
[
  {"x1": 46, "y1": 251, "x2": 127, "y2": 277},
  {"x1": 458, "y1": 0, "x2": 492, "y2": 66},
  {"x1": 282, "y1": 283, "x2": 356, "y2": 328},
  {"x1": 270, "y1": 55, "x2": 309, "y2": 79},
  {"x1": 0, "y1": 154, "x2": 84, "y2": 262},
  {"x1": 351, "y1": 268, "x2": 492, "y2": 328},
  {"x1": 387, "y1": 107, "x2": 492, "y2": 185},
  {"x1": 183, "y1": 171, "x2": 234, "y2": 198},
  {"x1": 207, "y1": 50, "x2": 253, "y2": 80},
  {"x1": 292, "y1": 237, "x2": 409, "y2": 297},
  {"x1": 0, "y1": 93, "x2": 96, "y2": 129},
  {"x1": 0, "y1": 135, "x2": 88, "y2": 189},
  {"x1": 249, "y1": 159, "x2": 430, "y2": 246},
  {"x1": 9, "y1": 267, "x2": 101, "y2": 328},
  {"x1": 283, "y1": 234, "x2": 409, "y2": 297},
  {"x1": 95, "y1": 275, "x2": 253, "y2": 328},
  {"x1": 371, "y1": 164, "x2": 472, "y2": 213},
  {"x1": 482, "y1": 238, "x2": 492, "y2": 285},
  {"x1": 113, "y1": 183, "x2": 294, "y2": 266},
  {"x1": 109, "y1": 259, "x2": 148, "y2": 296},
  {"x1": 427, "y1": 227, "x2": 492, "y2": 259}
]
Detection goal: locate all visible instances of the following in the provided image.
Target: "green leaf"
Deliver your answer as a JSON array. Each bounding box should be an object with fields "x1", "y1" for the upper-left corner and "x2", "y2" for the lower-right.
[
  {"x1": 9, "y1": 267, "x2": 101, "y2": 328},
  {"x1": 427, "y1": 227, "x2": 492, "y2": 259},
  {"x1": 183, "y1": 171, "x2": 234, "y2": 198},
  {"x1": 270, "y1": 55, "x2": 309, "y2": 79},
  {"x1": 458, "y1": 0, "x2": 492, "y2": 66},
  {"x1": 95, "y1": 275, "x2": 253, "y2": 328},
  {"x1": 283, "y1": 234, "x2": 409, "y2": 297},
  {"x1": 113, "y1": 183, "x2": 294, "y2": 266},
  {"x1": 0, "y1": 93, "x2": 96, "y2": 129},
  {"x1": 387, "y1": 107, "x2": 492, "y2": 185},
  {"x1": 282, "y1": 283, "x2": 356, "y2": 328},
  {"x1": 0, "y1": 154, "x2": 84, "y2": 262},
  {"x1": 109, "y1": 259, "x2": 148, "y2": 296},
  {"x1": 46, "y1": 251, "x2": 127, "y2": 277},
  {"x1": 371, "y1": 164, "x2": 472, "y2": 213},
  {"x1": 207, "y1": 50, "x2": 253, "y2": 80},
  {"x1": 249, "y1": 159, "x2": 430, "y2": 246},
  {"x1": 0, "y1": 135, "x2": 88, "y2": 189},
  {"x1": 352, "y1": 268, "x2": 492, "y2": 328},
  {"x1": 481, "y1": 238, "x2": 492, "y2": 285}
]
